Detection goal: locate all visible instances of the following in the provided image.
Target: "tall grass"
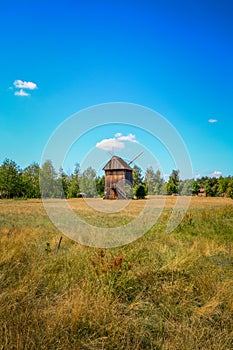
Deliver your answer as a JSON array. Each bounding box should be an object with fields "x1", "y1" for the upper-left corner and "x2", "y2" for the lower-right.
[{"x1": 0, "y1": 198, "x2": 232, "y2": 349}]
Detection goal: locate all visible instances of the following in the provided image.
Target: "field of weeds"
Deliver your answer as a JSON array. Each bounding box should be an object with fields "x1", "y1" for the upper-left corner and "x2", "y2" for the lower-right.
[{"x1": 0, "y1": 197, "x2": 233, "y2": 349}]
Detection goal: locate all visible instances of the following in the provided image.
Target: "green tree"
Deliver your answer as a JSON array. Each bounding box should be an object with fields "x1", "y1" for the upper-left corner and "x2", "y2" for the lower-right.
[
  {"x1": 204, "y1": 177, "x2": 218, "y2": 197},
  {"x1": 132, "y1": 165, "x2": 143, "y2": 188},
  {"x1": 145, "y1": 167, "x2": 164, "y2": 195},
  {"x1": 145, "y1": 166, "x2": 155, "y2": 194},
  {"x1": 22, "y1": 163, "x2": 40, "y2": 198},
  {"x1": 134, "y1": 184, "x2": 146, "y2": 199},
  {"x1": 40, "y1": 160, "x2": 59, "y2": 198},
  {"x1": 58, "y1": 167, "x2": 69, "y2": 198},
  {"x1": 79, "y1": 166, "x2": 97, "y2": 198},
  {"x1": 95, "y1": 175, "x2": 105, "y2": 197},
  {"x1": 196, "y1": 176, "x2": 208, "y2": 188},
  {"x1": 67, "y1": 163, "x2": 80, "y2": 198},
  {"x1": 180, "y1": 179, "x2": 194, "y2": 196},
  {"x1": 218, "y1": 176, "x2": 231, "y2": 196},
  {"x1": 0, "y1": 159, "x2": 22, "y2": 198},
  {"x1": 154, "y1": 169, "x2": 164, "y2": 194},
  {"x1": 166, "y1": 170, "x2": 179, "y2": 195},
  {"x1": 192, "y1": 181, "x2": 201, "y2": 195},
  {"x1": 160, "y1": 182, "x2": 168, "y2": 195},
  {"x1": 226, "y1": 180, "x2": 233, "y2": 199},
  {"x1": 166, "y1": 182, "x2": 177, "y2": 195},
  {"x1": 204, "y1": 183, "x2": 213, "y2": 197}
]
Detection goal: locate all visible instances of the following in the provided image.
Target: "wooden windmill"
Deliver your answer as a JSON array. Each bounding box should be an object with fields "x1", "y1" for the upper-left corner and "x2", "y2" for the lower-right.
[{"x1": 103, "y1": 152, "x2": 143, "y2": 200}]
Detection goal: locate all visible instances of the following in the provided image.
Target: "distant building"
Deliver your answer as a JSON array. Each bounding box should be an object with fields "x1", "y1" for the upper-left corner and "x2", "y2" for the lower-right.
[
  {"x1": 198, "y1": 187, "x2": 206, "y2": 196},
  {"x1": 103, "y1": 156, "x2": 133, "y2": 199}
]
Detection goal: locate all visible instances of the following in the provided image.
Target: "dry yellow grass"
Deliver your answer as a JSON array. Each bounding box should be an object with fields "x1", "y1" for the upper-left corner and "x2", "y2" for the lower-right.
[
  {"x1": 0, "y1": 195, "x2": 231, "y2": 215},
  {"x1": 0, "y1": 197, "x2": 232, "y2": 349},
  {"x1": 69, "y1": 195, "x2": 232, "y2": 210}
]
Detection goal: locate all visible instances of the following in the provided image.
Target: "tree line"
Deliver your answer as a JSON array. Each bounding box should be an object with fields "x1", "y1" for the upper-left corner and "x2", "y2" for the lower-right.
[{"x1": 0, "y1": 158, "x2": 232, "y2": 199}]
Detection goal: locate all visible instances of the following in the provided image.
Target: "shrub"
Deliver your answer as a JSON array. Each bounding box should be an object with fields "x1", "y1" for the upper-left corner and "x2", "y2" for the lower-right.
[{"x1": 134, "y1": 184, "x2": 146, "y2": 199}]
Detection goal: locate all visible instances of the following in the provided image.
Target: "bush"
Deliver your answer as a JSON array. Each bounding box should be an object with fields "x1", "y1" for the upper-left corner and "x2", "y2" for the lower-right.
[
  {"x1": 134, "y1": 184, "x2": 146, "y2": 199},
  {"x1": 226, "y1": 180, "x2": 233, "y2": 199}
]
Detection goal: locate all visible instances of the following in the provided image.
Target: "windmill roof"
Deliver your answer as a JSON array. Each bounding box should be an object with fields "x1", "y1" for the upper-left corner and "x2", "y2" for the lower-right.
[{"x1": 103, "y1": 156, "x2": 132, "y2": 171}]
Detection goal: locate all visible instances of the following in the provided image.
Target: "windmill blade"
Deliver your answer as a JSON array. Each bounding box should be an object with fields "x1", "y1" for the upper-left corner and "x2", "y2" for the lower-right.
[{"x1": 128, "y1": 151, "x2": 144, "y2": 165}]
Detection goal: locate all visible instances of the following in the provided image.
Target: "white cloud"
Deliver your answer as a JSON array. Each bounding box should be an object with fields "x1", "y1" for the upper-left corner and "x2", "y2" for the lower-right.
[
  {"x1": 195, "y1": 173, "x2": 201, "y2": 179},
  {"x1": 13, "y1": 80, "x2": 37, "y2": 90},
  {"x1": 117, "y1": 133, "x2": 138, "y2": 143},
  {"x1": 208, "y1": 119, "x2": 218, "y2": 123},
  {"x1": 14, "y1": 89, "x2": 30, "y2": 97},
  {"x1": 96, "y1": 138, "x2": 125, "y2": 151},
  {"x1": 96, "y1": 133, "x2": 139, "y2": 151},
  {"x1": 210, "y1": 170, "x2": 222, "y2": 177}
]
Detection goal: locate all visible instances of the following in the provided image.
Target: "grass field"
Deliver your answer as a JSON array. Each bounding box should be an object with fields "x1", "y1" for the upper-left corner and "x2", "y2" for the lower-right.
[{"x1": 0, "y1": 197, "x2": 233, "y2": 349}]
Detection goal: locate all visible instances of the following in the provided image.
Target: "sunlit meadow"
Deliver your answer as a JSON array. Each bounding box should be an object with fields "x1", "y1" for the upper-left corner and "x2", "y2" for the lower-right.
[{"x1": 0, "y1": 197, "x2": 232, "y2": 349}]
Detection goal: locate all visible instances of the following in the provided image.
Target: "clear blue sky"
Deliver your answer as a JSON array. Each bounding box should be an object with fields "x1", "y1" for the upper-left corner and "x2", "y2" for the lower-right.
[{"x1": 0, "y1": 0, "x2": 232, "y2": 178}]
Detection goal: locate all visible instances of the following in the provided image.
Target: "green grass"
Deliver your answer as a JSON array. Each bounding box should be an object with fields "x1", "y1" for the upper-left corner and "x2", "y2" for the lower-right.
[{"x1": 0, "y1": 198, "x2": 233, "y2": 349}]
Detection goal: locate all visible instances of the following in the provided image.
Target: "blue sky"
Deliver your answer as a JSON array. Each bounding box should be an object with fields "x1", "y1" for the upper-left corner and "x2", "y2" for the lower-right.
[{"x1": 0, "y1": 0, "x2": 232, "y2": 178}]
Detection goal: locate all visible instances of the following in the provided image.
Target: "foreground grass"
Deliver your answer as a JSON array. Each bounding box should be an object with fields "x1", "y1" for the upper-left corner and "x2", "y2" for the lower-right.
[{"x1": 0, "y1": 197, "x2": 233, "y2": 349}]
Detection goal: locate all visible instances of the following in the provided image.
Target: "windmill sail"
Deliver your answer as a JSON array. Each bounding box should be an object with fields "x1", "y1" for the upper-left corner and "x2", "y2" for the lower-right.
[{"x1": 128, "y1": 151, "x2": 144, "y2": 165}]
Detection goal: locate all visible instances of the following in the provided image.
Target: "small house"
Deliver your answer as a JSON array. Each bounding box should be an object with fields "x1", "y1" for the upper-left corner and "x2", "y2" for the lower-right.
[
  {"x1": 103, "y1": 156, "x2": 133, "y2": 199},
  {"x1": 198, "y1": 188, "x2": 206, "y2": 197}
]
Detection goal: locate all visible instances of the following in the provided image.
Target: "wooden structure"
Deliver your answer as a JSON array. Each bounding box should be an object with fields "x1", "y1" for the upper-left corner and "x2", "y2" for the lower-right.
[
  {"x1": 198, "y1": 188, "x2": 206, "y2": 197},
  {"x1": 103, "y1": 156, "x2": 133, "y2": 199}
]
